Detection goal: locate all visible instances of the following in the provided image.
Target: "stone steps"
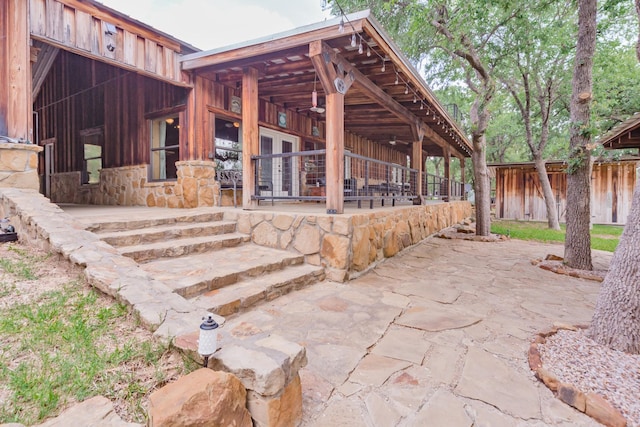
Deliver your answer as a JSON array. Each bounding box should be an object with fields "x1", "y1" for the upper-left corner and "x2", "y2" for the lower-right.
[
  {"x1": 139, "y1": 246, "x2": 306, "y2": 298},
  {"x1": 116, "y1": 233, "x2": 251, "y2": 263},
  {"x1": 84, "y1": 208, "x2": 325, "y2": 317},
  {"x1": 98, "y1": 220, "x2": 238, "y2": 247},
  {"x1": 84, "y1": 211, "x2": 224, "y2": 233},
  {"x1": 190, "y1": 263, "x2": 325, "y2": 316}
]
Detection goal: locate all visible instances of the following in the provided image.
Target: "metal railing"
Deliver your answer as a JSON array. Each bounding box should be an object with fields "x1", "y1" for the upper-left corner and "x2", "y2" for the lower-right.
[
  {"x1": 251, "y1": 150, "x2": 420, "y2": 208},
  {"x1": 423, "y1": 173, "x2": 465, "y2": 200}
]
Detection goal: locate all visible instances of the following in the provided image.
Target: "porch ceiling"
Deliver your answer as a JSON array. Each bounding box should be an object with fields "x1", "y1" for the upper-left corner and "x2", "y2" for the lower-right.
[{"x1": 180, "y1": 11, "x2": 471, "y2": 160}]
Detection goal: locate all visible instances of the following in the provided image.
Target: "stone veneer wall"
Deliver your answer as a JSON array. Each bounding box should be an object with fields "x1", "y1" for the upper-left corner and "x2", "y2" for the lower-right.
[
  {"x1": 0, "y1": 142, "x2": 43, "y2": 190},
  {"x1": 224, "y1": 201, "x2": 472, "y2": 282},
  {"x1": 50, "y1": 161, "x2": 221, "y2": 208}
]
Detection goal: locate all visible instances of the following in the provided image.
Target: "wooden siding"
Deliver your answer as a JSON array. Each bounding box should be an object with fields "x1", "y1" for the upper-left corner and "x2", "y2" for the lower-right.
[
  {"x1": 494, "y1": 162, "x2": 638, "y2": 225},
  {"x1": 0, "y1": 1, "x2": 8, "y2": 136},
  {"x1": 33, "y1": 51, "x2": 189, "y2": 173},
  {"x1": 29, "y1": 0, "x2": 186, "y2": 86}
]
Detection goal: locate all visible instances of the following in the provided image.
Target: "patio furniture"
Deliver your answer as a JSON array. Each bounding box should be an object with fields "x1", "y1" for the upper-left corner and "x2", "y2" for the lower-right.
[{"x1": 217, "y1": 169, "x2": 242, "y2": 208}]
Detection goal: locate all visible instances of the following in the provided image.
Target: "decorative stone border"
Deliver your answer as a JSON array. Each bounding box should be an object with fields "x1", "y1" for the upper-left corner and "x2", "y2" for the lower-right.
[
  {"x1": 528, "y1": 325, "x2": 628, "y2": 427},
  {"x1": 532, "y1": 255, "x2": 607, "y2": 282}
]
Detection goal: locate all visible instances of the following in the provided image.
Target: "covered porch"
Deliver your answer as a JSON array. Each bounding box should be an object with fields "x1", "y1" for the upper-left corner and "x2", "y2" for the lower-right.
[{"x1": 181, "y1": 10, "x2": 471, "y2": 214}]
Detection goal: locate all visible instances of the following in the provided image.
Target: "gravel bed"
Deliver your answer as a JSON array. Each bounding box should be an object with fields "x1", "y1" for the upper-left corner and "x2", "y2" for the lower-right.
[{"x1": 539, "y1": 329, "x2": 640, "y2": 426}]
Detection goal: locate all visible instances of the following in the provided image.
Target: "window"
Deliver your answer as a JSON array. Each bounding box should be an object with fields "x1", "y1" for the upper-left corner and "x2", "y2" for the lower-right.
[
  {"x1": 150, "y1": 116, "x2": 180, "y2": 180},
  {"x1": 215, "y1": 117, "x2": 241, "y2": 170},
  {"x1": 83, "y1": 144, "x2": 102, "y2": 184},
  {"x1": 80, "y1": 128, "x2": 104, "y2": 185}
]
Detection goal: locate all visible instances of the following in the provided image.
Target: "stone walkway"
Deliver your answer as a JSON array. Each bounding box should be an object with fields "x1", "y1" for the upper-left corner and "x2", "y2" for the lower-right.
[{"x1": 224, "y1": 237, "x2": 612, "y2": 426}]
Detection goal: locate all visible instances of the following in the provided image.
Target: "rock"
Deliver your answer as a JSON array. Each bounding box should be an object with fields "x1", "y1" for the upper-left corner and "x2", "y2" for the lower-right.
[
  {"x1": 528, "y1": 343, "x2": 542, "y2": 370},
  {"x1": 252, "y1": 221, "x2": 279, "y2": 248},
  {"x1": 320, "y1": 234, "x2": 350, "y2": 269},
  {"x1": 364, "y1": 391, "x2": 402, "y2": 426},
  {"x1": 148, "y1": 368, "x2": 252, "y2": 427},
  {"x1": 545, "y1": 254, "x2": 564, "y2": 261},
  {"x1": 557, "y1": 383, "x2": 586, "y2": 412},
  {"x1": 456, "y1": 347, "x2": 541, "y2": 419},
  {"x1": 293, "y1": 223, "x2": 320, "y2": 255},
  {"x1": 585, "y1": 392, "x2": 627, "y2": 427},
  {"x1": 34, "y1": 396, "x2": 139, "y2": 427},
  {"x1": 411, "y1": 389, "x2": 472, "y2": 427},
  {"x1": 247, "y1": 375, "x2": 303, "y2": 427},
  {"x1": 395, "y1": 303, "x2": 482, "y2": 332},
  {"x1": 535, "y1": 367, "x2": 559, "y2": 392}
]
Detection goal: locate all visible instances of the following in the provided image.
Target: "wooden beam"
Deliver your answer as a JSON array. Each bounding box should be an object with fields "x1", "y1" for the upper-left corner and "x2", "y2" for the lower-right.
[
  {"x1": 313, "y1": 41, "x2": 421, "y2": 133},
  {"x1": 242, "y1": 67, "x2": 259, "y2": 209},
  {"x1": 181, "y1": 20, "x2": 365, "y2": 70}
]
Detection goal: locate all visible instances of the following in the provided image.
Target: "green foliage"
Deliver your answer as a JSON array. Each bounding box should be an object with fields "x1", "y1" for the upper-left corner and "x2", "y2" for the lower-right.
[
  {"x1": 333, "y1": 0, "x2": 639, "y2": 166},
  {"x1": 0, "y1": 279, "x2": 188, "y2": 425},
  {"x1": 491, "y1": 220, "x2": 620, "y2": 252}
]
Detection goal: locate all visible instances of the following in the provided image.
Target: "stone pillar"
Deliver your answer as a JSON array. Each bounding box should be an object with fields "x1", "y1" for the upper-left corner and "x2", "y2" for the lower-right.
[{"x1": 0, "y1": 143, "x2": 43, "y2": 190}]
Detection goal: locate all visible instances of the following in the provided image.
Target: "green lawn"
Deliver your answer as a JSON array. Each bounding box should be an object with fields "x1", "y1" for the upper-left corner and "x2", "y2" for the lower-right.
[
  {"x1": 490, "y1": 220, "x2": 622, "y2": 252},
  {"x1": 0, "y1": 244, "x2": 196, "y2": 425}
]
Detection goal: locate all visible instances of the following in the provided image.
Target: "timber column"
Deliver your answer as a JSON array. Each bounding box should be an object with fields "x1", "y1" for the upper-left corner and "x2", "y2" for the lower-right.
[
  {"x1": 1, "y1": 0, "x2": 32, "y2": 141},
  {"x1": 242, "y1": 67, "x2": 259, "y2": 209},
  {"x1": 444, "y1": 145, "x2": 451, "y2": 201},
  {"x1": 325, "y1": 92, "x2": 345, "y2": 214}
]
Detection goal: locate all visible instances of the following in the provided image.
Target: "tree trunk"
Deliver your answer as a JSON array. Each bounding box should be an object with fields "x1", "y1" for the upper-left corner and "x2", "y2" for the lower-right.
[
  {"x1": 533, "y1": 156, "x2": 561, "y2": 230},
  {"x1": 589, "y1": 173, "x2": 640, "y2": 354},
  {"x1": 564, "y1": 0, "x2": 596, "y2": 270},
  {"x1": 472, "y1": 134, "x2": 491, "y2": 236}
]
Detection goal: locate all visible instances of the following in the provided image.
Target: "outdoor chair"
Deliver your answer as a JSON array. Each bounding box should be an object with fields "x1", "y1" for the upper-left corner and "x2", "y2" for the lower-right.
[{"x1": 217, "y1": 169, "x2": 242, "y2": 208}]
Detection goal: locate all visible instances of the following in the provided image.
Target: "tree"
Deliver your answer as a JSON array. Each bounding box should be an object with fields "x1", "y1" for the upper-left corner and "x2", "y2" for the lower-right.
[
  {"x1": 333, "y1": 1, "x2": 524, "y2": 236},
  {"x1": 564, "y1": 0, "x2": 597, "y2": 270},
  {"x1": 588, "y1": 0, "x2": 640, "y2": 355},
  {"x1": 499, "y1": 2, "x2": 576, "y2": 231}
]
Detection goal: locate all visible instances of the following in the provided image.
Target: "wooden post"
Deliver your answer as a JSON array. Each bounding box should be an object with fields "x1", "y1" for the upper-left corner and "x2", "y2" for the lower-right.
[
  {"x1": 325, "y1": 92, "x2": 345, "y2": 214},
  {"x1": 412, "y1": 140, "x2": 423, "y2": 198},
  {"x1": 1, "y1": 0, "x2": 32, "y2": 141},
  {"x1": 242, "y1": 67, "x2": 259, "y2": 209},
  {"x1": 460, "y1": 157, "x2": 466, "y2": 200},
  {"x1": 444, "y1": 146, "x2": 451, "y2": 202}
]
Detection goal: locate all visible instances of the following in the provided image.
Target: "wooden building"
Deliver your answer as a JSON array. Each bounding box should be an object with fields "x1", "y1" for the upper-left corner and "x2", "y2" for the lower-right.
[
  {"x1": 492, "y1": 158, "x2": 639, "y2": 225},
  {"x1": 1, "y1": 0, "x2": 471, "y2": 214}
]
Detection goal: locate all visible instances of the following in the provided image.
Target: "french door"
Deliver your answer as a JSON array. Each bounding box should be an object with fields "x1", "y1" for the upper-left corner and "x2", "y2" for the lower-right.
[{"x1": 259, "y1": 128, "x2": 299, "y2": 197}]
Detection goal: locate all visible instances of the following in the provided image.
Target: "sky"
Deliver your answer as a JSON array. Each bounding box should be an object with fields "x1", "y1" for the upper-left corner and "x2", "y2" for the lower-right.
[{"x1": 99, "y1": 0, "x2": 335, "y2": 51}]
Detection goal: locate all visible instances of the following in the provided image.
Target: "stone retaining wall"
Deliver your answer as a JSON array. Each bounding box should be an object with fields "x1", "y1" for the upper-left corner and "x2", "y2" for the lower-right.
[
  {"x1": 0, "y1": 142, "x2": 43, "y2": 190},
  {"x1": 51, "y1": 161, "x2": 221, "y2": 208},
  {"x1": 225, "y1": 201, "x2": 472, "y2": 281}
]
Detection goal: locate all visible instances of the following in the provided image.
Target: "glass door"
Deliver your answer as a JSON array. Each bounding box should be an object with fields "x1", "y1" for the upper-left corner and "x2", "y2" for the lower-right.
[{"x1": 259, "y1": 128, "x2": 299, "y2": 197}]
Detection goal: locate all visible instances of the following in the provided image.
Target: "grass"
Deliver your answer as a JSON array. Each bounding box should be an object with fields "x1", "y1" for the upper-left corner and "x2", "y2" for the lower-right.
[
  {"x1": 490, "y1": 220, "x2": 622, "y2": 252},
  {"x1": 0, "y1": 244, "x2": 194, "y2": 425}
]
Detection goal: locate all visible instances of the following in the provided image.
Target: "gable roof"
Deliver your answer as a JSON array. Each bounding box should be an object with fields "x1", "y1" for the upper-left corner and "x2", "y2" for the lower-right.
[
  {"x1": 598, "y1": 112, "x2": 640, "y2": 149},
  {"x1": 180, "y1": 10, "x2": 471, "y2": 158}
]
